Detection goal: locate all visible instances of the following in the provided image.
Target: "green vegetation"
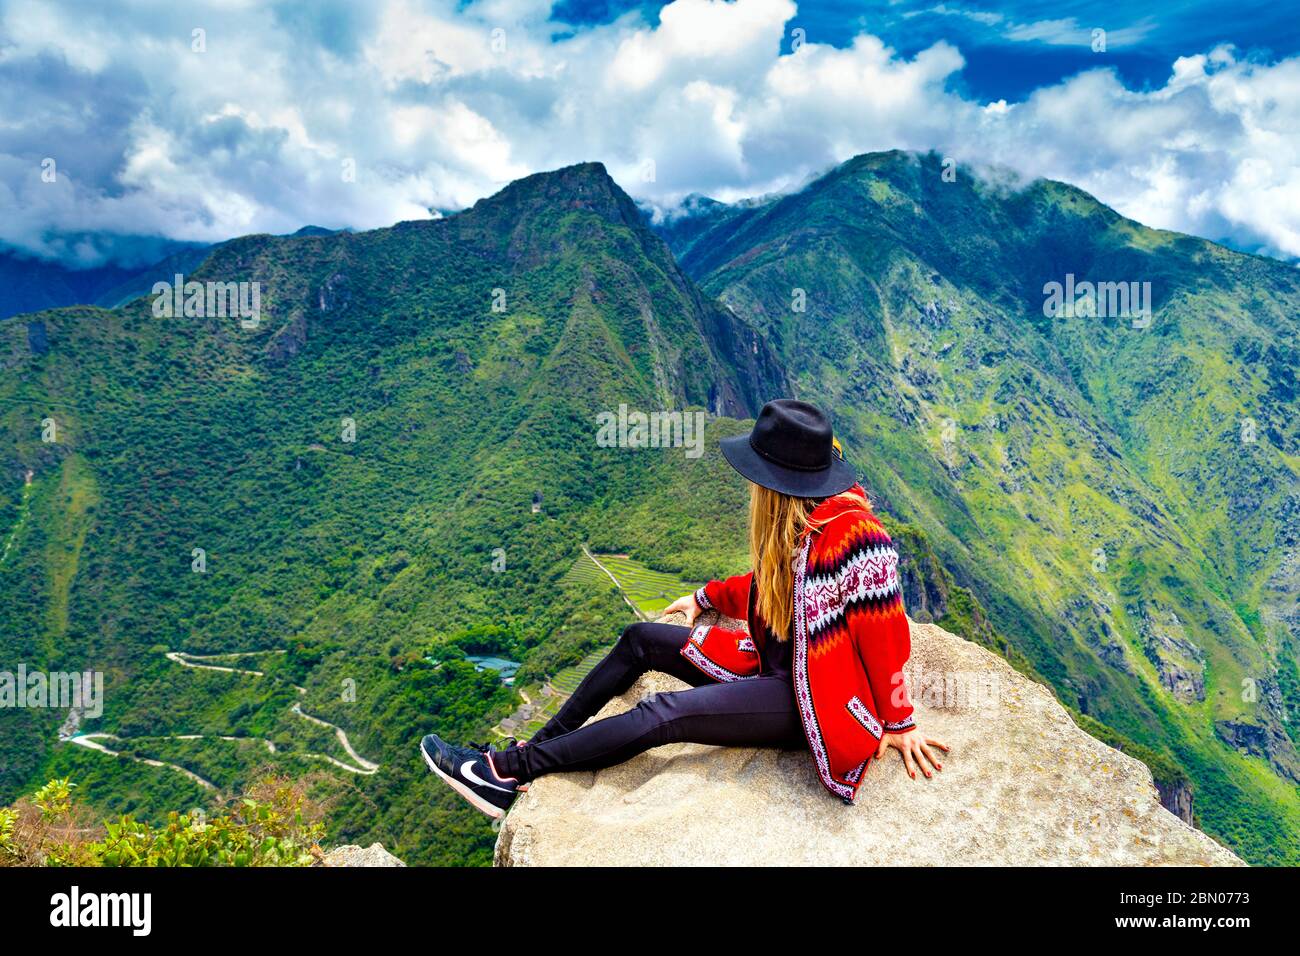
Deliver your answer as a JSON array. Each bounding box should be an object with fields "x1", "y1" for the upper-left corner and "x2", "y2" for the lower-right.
[
  {"x1": 0, "y1": 776, "x2": 323, "y2": 867},
  {"x1": 3, "y1": 153, "x2": 1296, "y2": 866},
  {"x1": 0, "y1": 163, "x2": 777, "y2": 867},
  {"x1": 501, "y1": 645, "x2": 615, "y2": 742},
  {"x1": 557, "y1": 552, "x2": 612, "y2": 595},
  {"x1": 548, "y1": 645, "x2": 613, "y2": 696},
  {"x1": 593, "y1": 553, "x2": 702, "y2": 617},
  {"x1": 499, "y1": 551, "x2": 700, "y2": 740},
  {"x1": 666, "y1": 150, "x2": 1300, "y2": 864},
  {"x1": 560, "y1": 550, "x2": 701, "y2": 617}
]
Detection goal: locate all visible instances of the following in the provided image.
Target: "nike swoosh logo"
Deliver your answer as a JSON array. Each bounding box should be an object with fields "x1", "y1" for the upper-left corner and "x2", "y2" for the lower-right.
[{"x1": 460, "y1": 760, "x2": 513, "y2": 792}]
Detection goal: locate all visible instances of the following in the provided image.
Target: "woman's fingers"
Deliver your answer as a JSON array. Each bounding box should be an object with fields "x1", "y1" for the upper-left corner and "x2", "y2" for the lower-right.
[
  {"x1": 901, "y1": 743, "x2": 918, "y2": 779},
  {"x1": 910, "y1": 741, "x2": 934, "y2": 778},
  {"x1": 918, "y1": 742, "x2": 942, "y2": 773},
  {"x1": 870, "y1": 732, "x2": 948, "y2": 779}
]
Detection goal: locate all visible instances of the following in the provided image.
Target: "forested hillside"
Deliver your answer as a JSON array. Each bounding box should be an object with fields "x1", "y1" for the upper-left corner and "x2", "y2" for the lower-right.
[
  {"x1": 0, "y1": 163, "x2": 783, "y2": 865},
  {"x1": 660, "y1": 151, "x2": 1300, "y2": 863},
  {"x1": 3, "y1": 154, "x2": 1297, "y2": 865}
]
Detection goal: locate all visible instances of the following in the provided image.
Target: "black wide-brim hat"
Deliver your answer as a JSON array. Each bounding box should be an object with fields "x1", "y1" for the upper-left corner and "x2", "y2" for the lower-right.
[{"x1": 720, "y1": 399, "x2": 856, "y2": 498}]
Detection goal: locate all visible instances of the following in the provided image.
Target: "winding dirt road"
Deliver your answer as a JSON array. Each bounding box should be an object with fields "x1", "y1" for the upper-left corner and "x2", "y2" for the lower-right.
[
  {"x1": 67, "y1": 733, "x2": 217, "y2": 790},
  {"x1": 291, "y1": 704, "x2": 380, "y2": 773},
  {"x1": 64, "y1": 647, "x2": 380, "y2": 785}
]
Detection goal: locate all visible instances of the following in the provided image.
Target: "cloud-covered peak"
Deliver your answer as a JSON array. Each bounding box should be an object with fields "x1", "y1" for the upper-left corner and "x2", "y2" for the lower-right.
[{"x1": 2, "y1": 0, "x2": 1299, "y2": 266}]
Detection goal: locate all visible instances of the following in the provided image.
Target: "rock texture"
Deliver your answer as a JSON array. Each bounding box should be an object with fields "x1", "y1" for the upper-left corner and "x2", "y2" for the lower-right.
[
  {"x1": 323, "y1": 843, "x2": 406, "y2": 867},
  {"x1": 495, "y1": 615, "x2": 1242, "y2": 867}
]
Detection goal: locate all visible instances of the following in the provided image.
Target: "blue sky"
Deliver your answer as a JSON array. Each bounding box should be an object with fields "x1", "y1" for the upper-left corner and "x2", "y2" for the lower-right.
[
  {"x1": 2, "y1": 0, "x2": 1299, "y2": 266},
  {"x1": 555, "y1": 1, "x2": 1300, "y2": 99}
]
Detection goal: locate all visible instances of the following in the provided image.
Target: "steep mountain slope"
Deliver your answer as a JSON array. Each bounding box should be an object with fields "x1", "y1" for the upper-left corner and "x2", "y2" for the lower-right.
[
  {"x1": 0, "y1": 163, "x2": 785, "y2": 864},
  {"x1": 661, "y1": 150, "x2": 1300, "y2": 863},
  {"x1": 5, "y1": 152, "x2": 1294, "y2": 866}
]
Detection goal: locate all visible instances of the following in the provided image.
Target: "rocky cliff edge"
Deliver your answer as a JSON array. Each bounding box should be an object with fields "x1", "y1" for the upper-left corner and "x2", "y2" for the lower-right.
[{"x1": 494, "y1": 612, "x2": 1242, "y2": 866}]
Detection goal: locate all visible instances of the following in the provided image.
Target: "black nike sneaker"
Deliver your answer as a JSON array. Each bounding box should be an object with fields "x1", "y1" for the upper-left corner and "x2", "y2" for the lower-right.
[{"x1": 420, "y1": 734, "x2": 520, "y2": 819}]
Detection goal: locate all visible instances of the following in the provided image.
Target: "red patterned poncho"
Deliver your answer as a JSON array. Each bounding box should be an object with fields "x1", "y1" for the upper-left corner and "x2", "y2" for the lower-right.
[{"x1": 685, "y1": 484, "x2": 914, "y2": 803}]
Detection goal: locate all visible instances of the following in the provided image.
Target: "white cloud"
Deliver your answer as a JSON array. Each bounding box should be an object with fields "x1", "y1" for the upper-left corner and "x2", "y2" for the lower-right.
[
  {"x1": 2, "y1": 0, "x2": 1300, "y2": 265},
  {"x1": 606, "y1": 0, "x2": 792, "y2": 90},
  {"x1": 1005, "y1": 16, "x2": 1153, "y2": 48}
]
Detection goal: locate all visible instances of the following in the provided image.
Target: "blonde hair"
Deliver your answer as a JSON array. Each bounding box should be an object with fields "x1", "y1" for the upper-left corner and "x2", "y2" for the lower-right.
[{"x1": 749, "y1": 482, "x2": 870, "y2": 641}]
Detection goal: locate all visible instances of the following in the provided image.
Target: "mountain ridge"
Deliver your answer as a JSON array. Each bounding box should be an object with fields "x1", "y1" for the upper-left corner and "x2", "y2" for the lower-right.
[
  {"x1": 654, "y1": 149, "x2": 1300, "y2": 863},
  {"x1": 3, "y1": 152, "x2": 1296, "y2": 864},
  {"x1": 0, "y1": 158, "x2": 790, "y2": 865}
]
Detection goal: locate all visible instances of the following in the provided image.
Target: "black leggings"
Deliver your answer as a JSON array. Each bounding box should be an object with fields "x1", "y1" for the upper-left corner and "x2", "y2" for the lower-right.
[{"x1": 491, "y1": 622, "x2": 803, "y2": 783}]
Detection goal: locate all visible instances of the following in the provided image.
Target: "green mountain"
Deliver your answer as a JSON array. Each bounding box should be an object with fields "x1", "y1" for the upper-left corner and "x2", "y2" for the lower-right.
[
  {"x1": 0, "y1": 230, "x2": 337, "y2": 321},
  {"x1": 3, "y1": 153, "x2": 1296, "y2": 866},
  {"x1": 659, "y1": 150, "x2": 1300, "y2": 864},
  {"x1": 0, "y1": 162, "x2": 784, "y2": 865}
]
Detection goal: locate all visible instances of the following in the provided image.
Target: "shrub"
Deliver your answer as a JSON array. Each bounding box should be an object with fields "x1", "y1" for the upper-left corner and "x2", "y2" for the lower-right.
[{"x1": 0, "y1": 776, "x2": 324, "y2": 867}]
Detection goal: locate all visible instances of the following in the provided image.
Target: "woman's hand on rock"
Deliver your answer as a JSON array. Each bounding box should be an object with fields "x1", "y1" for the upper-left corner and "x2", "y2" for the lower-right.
[
  {"x1": 664, "y1": 593, "x2": 701, "y2": 625},
  {"x1": 874, "y1": 728, "x2": 948, "y2": 779}
]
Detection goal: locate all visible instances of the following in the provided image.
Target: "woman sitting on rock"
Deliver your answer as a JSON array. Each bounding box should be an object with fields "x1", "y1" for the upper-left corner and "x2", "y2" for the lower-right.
[{"x1": 421, "y1": 399, "x2": 948, "y2": 819}]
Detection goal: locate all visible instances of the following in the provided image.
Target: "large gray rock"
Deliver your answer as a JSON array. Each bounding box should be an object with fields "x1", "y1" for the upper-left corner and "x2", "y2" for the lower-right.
[
  {"x1": 495, "y1": 616, "x2": 1242, "y2": 866},
  {"x1": 323, "y1": 843, "x2": 406, "y2": 867}
]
